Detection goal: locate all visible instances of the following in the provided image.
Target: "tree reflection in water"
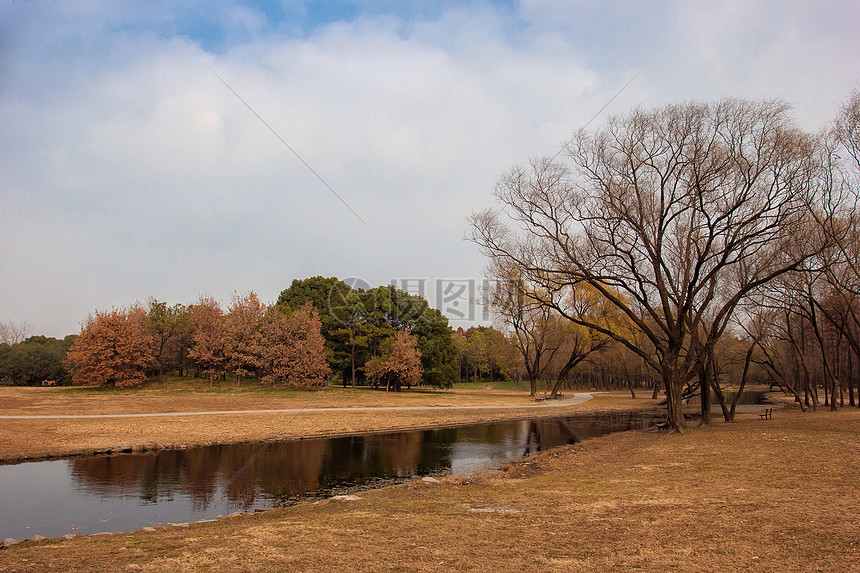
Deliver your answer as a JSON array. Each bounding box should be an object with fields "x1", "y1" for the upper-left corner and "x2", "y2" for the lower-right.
[{"x1": 68, "y1": 411, "x2": 662, "y2": 513}]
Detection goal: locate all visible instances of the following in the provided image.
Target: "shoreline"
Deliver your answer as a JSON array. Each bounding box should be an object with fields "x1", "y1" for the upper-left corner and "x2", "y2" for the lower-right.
[
  {"x1": 2, "y1": 406, "x2": 858, "y2": 572},
  {"x1": 1, "y1": 405, "x2": 662, "y2": 544},
  {"x1": 0, "y1": 399, "x2": 661, "y2": 464}
]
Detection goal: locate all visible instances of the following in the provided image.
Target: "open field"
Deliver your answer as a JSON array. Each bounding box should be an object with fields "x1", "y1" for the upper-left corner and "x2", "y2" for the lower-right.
[
  {"x1": 1, "y1": 405, "x2": 858, "y2": 572},
  {"x1": 0, "y1": 383, "x2": 654, "y2": 460}
]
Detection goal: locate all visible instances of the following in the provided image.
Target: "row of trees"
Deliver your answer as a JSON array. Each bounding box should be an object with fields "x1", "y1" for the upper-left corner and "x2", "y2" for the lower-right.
[
  {"x1": 63, "y1": 296, "x2": 331, "y2": 389},
  {"x1": 2, "y1": 280, "x2": 526, "y2": 390},
  {"x1": 472, "y1": 93, "x2": 860, "y2": 431},
  {"x1": 452, "y1": 326, "x2": 519, "y2": 384},
  {"x1": 32, "y1": 279, "x2": 505, "y2": 390}
]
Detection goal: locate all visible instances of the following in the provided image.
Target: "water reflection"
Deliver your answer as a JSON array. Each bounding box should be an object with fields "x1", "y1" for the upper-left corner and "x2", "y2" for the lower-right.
[
  {"x1": 1, "y1": 411, "x2": 660, "y2": 539},
  {"x1": 70, "y1": 440, "x2": 329, "y2": 511}
]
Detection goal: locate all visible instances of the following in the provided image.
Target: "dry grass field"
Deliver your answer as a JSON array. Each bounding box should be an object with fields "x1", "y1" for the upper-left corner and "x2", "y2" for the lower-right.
[
  {"x1": 1, "y1": 403, "x2": 858, "y2": 572},
  {"x1": 0, "y1": 383, "x2": 652, "y2": 460}
]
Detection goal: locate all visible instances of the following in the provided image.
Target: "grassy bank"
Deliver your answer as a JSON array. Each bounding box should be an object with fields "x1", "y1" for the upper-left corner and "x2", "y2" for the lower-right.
[
  {"x1": 1, "y1": 406, "x2": 858, "y2": 572},
  {"x1": 0, "y1": 385, "x2": 653, "y2": 460}
]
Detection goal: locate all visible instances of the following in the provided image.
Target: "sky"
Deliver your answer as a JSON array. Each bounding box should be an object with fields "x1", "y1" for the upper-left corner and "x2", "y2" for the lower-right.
[{"x1": 2, "y1": 0, "x2": 859, "y2": 338}]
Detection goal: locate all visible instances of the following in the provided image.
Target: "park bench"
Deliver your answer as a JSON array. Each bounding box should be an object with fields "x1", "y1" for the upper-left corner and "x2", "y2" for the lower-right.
[{"x1": 759, "y1": 407, "x2": 773, "y2": 420}]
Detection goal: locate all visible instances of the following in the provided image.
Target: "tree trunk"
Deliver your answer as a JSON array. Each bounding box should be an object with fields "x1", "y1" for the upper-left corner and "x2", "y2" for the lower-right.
[
  {"x1": 699, "y1": 358, "x2": 712, "y2": 425},
  {"x1": 726, "y1": 342, "x2": 756, "y2": 422},
  {"x1": 663, "y1": 364, "x2": 687, "y2": 432},
  {"x1": 550, "y1": 353, "x2": 585, "y2": 398},
  {"x1": 350, "y1": 333, "x2": 357, "y2": 387}
]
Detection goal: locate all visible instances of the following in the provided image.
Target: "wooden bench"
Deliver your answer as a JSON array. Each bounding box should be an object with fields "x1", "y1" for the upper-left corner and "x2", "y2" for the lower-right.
[{"x1": 759, "y1": 408, "x2": 773, "y2": 420}]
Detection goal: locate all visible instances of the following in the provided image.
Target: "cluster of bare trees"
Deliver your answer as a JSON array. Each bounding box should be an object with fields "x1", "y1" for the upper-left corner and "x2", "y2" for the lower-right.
[
  {"x1": 751, "y1": 92, "x2": 860, "y2": 411},
  {"x1": 65, "y1": 292, "x2": 330, "y2": 388},
  {"x1": 472, "y1": 94, "x2": 860, "y2": 431}
]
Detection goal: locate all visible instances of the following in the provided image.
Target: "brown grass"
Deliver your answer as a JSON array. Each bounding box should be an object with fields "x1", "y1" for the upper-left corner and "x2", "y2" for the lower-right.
[
  {"x1": 0, "y1": 384, "x2": 651, "y2": 459},
  {"x1": 1, "y1": 405, "x2": 858, "y2": 572}
]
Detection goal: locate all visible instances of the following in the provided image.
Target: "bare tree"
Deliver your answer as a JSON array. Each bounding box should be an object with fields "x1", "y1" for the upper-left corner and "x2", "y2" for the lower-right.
[
  {"x1": 487, "y1": 262, "x2": 564, "y2": 396},
  {"x1": 831, "y1": 90, "x2": 860, "y2": 289},
  {"x1": 0, "y1": 320, "x2": 31, "y2": 345},
  {"x1": 471, "y1": 99, "x2": 825, "y2": 431}
]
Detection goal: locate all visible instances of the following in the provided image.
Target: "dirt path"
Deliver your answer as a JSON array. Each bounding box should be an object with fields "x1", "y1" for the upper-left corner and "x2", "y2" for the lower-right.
[{"x1": 0, "y1": 393, "x2": 594, "y2": 419}]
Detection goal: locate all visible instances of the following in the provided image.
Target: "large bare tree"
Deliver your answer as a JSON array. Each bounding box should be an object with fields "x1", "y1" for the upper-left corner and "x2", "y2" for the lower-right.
[{"x1": 471, "y1": 99, "x2": 825, "y2": 431}]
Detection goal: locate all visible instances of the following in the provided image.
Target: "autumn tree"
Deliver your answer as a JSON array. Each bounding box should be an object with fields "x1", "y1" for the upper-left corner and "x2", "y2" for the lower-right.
[
  {"x1": 187, "y1": 296, "x2": 226, "y2": 384},
  {"x1": 357, "y1": 285, "x2": 457, "y2": 386},
  {"x1": 278, "y1": 278, "x2": 457, "y2": 387},
  {"x1": 147, "y1": 298, "x2": 189, "y2": 379},
  {"x1": 482, "y1": 326, "x2": 520, "y2": 381},
  {"x1": 254, "y1": 302, "x2": 330, "y2": 389},
  {"x1": 278, "y1": 277, "x2": 355, "y2": 381},
  {"x1": 471, "y1": 99, "x2": 826, "y2": 431},
  {"x1": 366, "y1": 330, "x2": 422, "y2": 391},
  {"x1": 223, "y1": 291, "x2": 266, "y2": 384},
  {"x1": 66, "y1": 304, "x2": 153, "y2": 387},
  {"x1": 462, "y1": 328, "x2": 490, "y2": 382},
  {"x1": 453, "y1": 326, "x2": 518, "y2": 385}
]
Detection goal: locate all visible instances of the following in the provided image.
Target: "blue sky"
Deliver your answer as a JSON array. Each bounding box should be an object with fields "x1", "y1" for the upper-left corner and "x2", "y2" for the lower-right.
[{"x1": 2, "y1": 1, "x2": 859, "y2": 338}]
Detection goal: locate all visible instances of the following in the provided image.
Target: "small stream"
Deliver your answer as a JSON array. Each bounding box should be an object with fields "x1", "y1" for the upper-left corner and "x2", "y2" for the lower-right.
[{"x1": 0, "y1": 410, "x2": 661, "y2": 540}]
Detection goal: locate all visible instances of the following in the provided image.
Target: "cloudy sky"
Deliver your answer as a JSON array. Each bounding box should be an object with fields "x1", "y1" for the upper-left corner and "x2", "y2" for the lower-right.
[{"x1": 2, "y1": 1, "x2": 859, "y2": 338}]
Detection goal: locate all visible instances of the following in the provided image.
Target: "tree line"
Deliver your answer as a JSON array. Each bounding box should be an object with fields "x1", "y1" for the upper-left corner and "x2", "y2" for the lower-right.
[
  {"x1": 471, "y1": 92, "x2": 860, "y2": 431},
  {"x1": 62, "y1": 295, "x2": 330, "y2": 389},
  {"x1": 0, "y1": 279, "x2": 521, "y2": 390},
  {"x1": 0, "y1": 330, "x2": 75, "y2": 386}
]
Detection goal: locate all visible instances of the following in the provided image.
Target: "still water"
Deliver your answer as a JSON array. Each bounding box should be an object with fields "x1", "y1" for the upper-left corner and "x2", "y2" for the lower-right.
[{"x1": 0, "y1": 411, "x2": 660, "y2": 539}]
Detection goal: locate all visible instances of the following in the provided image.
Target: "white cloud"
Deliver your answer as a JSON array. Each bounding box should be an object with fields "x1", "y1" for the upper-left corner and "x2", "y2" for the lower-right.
[{"x1": 1, "y1": 0, "x2": 859, "y2": 336}]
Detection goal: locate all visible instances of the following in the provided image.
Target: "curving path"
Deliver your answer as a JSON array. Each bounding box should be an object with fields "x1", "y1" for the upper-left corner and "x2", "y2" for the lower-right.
[{"x1": 0, "y1": 393, "x2": 594, "y2": 420}]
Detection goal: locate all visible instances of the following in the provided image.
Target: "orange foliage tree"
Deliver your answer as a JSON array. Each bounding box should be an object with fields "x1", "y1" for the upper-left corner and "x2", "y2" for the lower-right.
[
  {"x1": 224, "y1": 291, "x2": 266, "y2": 383},
  {"x1": 254, "y1": 302, "x2": 330, "y2": 388},
  {"x1": 65, "y1": 304, "x2": 153, "y2": 387},
  {"x1": 365, "y1": 330, "x2": 422, "y2": 391},
  {"x1": 187, "y1": 296, "x2": 226, "y2": 384}
]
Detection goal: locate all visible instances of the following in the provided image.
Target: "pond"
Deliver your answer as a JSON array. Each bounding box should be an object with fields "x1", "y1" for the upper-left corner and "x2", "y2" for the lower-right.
[{"x1": 0, "y1": 410, "x2": 661, "y2": 540}]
